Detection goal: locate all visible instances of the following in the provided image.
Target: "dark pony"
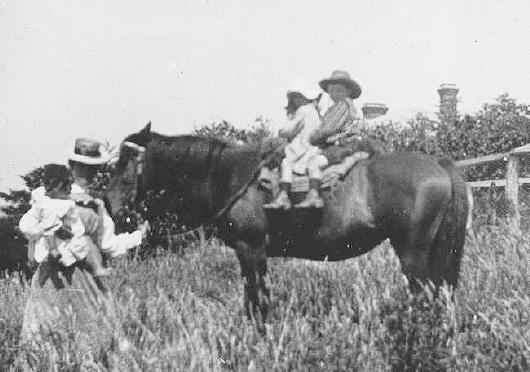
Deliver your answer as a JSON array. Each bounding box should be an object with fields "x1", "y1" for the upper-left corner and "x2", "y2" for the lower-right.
[{"x1": 107, "y1": 123, "x2": 469, "y2": 322}]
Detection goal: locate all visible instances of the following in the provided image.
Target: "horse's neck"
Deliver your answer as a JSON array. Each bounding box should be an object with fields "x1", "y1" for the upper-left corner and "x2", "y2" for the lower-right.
[
  {"x1": 147, "y1": 139, "x2": 261, "y2": 224},
  {"x1": 148, "y1": 139, "x2": 261, "y2": 194},
  {"x1": 223, "y1": 145, "x2": 262, "y2": 186}
]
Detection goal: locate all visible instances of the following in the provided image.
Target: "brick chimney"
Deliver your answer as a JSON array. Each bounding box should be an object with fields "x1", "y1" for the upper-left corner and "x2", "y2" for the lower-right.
[
  {"x1": 362, "y1": 103, "x2": 389, "y2": 120},
  {"x1": 438, "y1": 83, "x2": 459, "y2": 126}
]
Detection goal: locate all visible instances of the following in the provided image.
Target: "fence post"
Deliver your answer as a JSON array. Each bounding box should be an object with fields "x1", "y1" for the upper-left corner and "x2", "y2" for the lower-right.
[{"x1": 505, "y1": 154, "x2": 520, "y2": 231}]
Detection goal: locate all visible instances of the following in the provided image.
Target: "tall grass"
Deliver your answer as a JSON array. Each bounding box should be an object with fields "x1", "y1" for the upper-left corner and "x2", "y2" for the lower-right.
[{"x1": 1, "y1": 225, "x2": 529, "y2": 371}]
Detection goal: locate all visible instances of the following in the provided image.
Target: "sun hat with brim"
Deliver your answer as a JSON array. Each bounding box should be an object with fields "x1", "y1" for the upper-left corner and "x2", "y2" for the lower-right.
[
  {"x1": 67, "y1": 138, "x2": 112, "y2": 165},
  {"x1": 286, "y1": 78, "x2": 321, "y2": 101},
  {"x1": 319, "y1": 70, "x2": 362, "y2": 99}
]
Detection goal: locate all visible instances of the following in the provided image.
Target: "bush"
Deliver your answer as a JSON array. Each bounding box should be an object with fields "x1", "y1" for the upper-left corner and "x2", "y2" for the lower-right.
[
  {"x1": 362, "y1": 94, "x2": 530, "y2": 164},
  {"x1": 0, "y1": 168, "x2": 44, "y2": 275},
  {"x1": 193, "y1": 116, "x2": 272, "y2": 145}
]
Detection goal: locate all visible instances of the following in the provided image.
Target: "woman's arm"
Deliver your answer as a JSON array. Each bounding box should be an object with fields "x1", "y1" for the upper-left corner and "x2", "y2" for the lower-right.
[{"x1": 94, "y1": 199, "x2": 143, "y2": 257}]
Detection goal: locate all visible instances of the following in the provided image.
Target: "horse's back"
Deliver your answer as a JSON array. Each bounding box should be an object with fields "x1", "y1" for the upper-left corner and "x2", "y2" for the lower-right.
[
  {"x1": 367, "y1": 152, "x2": 451, "y2": 189},
  {"x1": 308, "y1": 152, "x2": 456, "y2": 256}
]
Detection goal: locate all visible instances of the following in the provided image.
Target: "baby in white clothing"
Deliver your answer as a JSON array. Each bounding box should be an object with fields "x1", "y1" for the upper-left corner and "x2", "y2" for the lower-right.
[{"x1": 19, "y1": 164, "x2": 111, "y2": 276}]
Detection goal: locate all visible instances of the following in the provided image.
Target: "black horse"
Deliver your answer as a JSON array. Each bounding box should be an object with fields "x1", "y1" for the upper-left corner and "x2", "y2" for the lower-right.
[{"x1": 106, "y1": 123, "x2": 469, "y2": 321}]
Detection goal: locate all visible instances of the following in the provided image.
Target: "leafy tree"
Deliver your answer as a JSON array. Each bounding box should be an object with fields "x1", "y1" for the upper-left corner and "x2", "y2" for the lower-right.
[
  {"x1": 437, "y1": 94, "x2": 530, "y2": 159},
  {"x1": 362, "y1": 94, "x2": 530, "y2": 164},
  {"x1": 361, "y1": 94, "x2": 530, "y2": 226},
  {"x1": 0, "y1": 167, "x2": 45, "y2": 274},
  {"x1": 193, "y1": 117, "x2": 272, "y2": 144},
  {"x1": 361, "y1": 113, "x2": 441, "y2": 154}
]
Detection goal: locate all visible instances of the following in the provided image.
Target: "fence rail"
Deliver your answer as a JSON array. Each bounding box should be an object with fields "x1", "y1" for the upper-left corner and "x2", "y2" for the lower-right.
[
  {"x1": 465, "y1": 177, "x2": 530, "y2": 188},
  {"x1": 455, "y1": 152, "x2": 511, "y2": 167},
  {"x1": 456, "y1": 142, "x2": 530, "y2": 230}
]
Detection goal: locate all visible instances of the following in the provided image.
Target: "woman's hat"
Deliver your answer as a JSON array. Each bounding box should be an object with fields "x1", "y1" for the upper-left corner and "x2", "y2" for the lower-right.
[
  {"x1": 68, "y1": 138, "x2": 112, "y2": 165},
  {"x1": 286, "y1": 78, "x2": 321, "y2": 100},
  {"x1": 319, "y1": 70, "x2": 362, "y2": 99}
]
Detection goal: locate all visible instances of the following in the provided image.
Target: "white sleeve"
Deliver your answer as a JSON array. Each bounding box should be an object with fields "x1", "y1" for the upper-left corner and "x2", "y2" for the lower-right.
[
  {"x1": 19, "y1": 205, "x2": 44, "y2": 239},
  {"x1": 98, "y1": 209, "x2": 142, "y2": 257},
  {"x1": 19, "y1": 186, "x2": 48, "y2": 238},
  {"x1": 279, "y1": 109, "x2": 305, "y2": 139}
]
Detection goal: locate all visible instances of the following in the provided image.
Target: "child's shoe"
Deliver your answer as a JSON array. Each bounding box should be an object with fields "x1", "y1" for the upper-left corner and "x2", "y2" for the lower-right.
[
  {"x1": 263, "y1": 190, "x2": 292, "y2": 210},
  {"x1": 294, "y1": 189, "x2": 324, "y2": 209}
]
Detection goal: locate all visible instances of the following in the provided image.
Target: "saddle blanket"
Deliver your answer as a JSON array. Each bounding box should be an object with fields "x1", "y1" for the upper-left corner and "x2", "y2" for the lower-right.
[{"x1": 258, "y1": 151, "x2": 370, "y2": 193}]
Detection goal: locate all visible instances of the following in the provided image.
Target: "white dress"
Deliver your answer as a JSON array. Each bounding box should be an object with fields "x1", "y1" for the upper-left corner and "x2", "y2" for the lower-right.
[
  {"x1": 18, "y1": 196, "x2": 95, "y2": 266},
  {"x1": 281, "y1": 103, "x2": 326, "y2": 175}
]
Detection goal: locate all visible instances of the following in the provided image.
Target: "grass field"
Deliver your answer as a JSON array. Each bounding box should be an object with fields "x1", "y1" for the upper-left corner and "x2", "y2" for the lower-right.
[{"x1": 1, "y1": 224, "x2": 529, "y2": 371}]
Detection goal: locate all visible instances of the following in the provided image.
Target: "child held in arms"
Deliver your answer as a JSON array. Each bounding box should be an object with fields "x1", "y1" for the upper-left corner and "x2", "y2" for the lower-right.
[{"x1": 19, "y1": 164, "x2": 112, "y2": 276}]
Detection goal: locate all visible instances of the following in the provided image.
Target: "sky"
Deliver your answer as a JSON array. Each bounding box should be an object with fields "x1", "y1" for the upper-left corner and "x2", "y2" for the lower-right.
[{"x1": 1, "y1": 0, "x2": 529, "y2": 191}]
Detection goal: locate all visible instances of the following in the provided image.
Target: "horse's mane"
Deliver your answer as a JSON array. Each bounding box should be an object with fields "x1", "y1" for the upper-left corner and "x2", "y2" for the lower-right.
[{"x1": 118, "y1": 130, "x2": 264, "y2": 179}]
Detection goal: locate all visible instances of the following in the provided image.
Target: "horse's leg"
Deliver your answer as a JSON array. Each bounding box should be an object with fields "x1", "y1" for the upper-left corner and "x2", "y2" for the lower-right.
[
  {"x1": 393, "y1": 237, "x2": 430, "y2": 292},
  {"x1": 235, "y1": 239, "x2": 270, "y2": 325},
  {"x1": 392, "y1": 186, "x2": 450, "y2": 292}
]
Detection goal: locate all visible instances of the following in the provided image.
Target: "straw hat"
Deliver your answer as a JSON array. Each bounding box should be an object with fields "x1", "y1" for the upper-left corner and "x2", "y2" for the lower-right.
[
  {"x1": 68, "y1": 138, "x2": 112, "y2": 165},
  {"x1": 319, "y1": 70, "x2": 362, "y2": 99}
]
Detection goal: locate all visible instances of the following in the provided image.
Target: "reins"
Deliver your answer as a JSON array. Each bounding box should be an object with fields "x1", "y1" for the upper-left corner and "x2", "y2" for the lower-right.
[{"x1": 121, "y1": 141, "x2": 277, "y2": 244}]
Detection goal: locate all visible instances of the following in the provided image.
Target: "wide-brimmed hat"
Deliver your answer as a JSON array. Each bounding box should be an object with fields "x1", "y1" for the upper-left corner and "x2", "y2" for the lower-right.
[
  {"x1": 286, "y1": 78, "x2": 321, "y2": 100},
  {"x1": 68, "y1": 138, "x2": 112, "y2": 165},
  {"x1": 319, "y1": 70, "x2": 362, "y2": 99}
]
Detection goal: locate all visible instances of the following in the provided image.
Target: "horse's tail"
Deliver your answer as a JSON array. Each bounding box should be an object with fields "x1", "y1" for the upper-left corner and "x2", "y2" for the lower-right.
[{"x1": 433, "y1": 158, "x2": 469, "y2": 287}]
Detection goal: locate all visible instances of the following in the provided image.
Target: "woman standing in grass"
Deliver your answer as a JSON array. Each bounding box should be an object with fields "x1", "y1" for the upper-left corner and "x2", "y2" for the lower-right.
[{"x1": 18, "y1": 138, "x2": 148, "y2": 367}]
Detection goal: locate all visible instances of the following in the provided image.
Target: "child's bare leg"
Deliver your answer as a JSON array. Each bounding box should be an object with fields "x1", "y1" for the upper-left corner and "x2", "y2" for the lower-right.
[{"x1": 85, "y1": 244, "x2": 112, "y2": 276}]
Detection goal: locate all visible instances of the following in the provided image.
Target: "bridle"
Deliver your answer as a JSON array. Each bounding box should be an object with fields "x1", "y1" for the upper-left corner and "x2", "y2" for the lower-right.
[{"x1": 122, "y1": 141, "x2": 147, "y2": 204}]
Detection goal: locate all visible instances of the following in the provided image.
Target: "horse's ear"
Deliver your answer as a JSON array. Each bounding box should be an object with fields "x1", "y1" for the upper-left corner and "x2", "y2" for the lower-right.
[{"x1": 140, "y1": 122, "x2": 151, "y2": 134}]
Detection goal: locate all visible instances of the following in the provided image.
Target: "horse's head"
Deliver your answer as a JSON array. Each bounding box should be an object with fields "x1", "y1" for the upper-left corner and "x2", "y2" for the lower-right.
[{"x1": 106, "y1": 122, "x2": 152, "y2": 216}]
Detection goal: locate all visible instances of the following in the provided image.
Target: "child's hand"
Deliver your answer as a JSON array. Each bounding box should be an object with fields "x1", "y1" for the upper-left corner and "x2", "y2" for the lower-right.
[
  {"x1": 139, "y1": 220, "x2": 151, "y2": 240},
  {"x1": 71, "y1": 193, "x2": 93, "y2": 204}
]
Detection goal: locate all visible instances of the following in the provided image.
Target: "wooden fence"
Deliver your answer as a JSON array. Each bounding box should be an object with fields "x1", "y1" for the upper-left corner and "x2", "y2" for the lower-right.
[{"x1": 455, "y1": 143, "x2": 530, "y2": 230}]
